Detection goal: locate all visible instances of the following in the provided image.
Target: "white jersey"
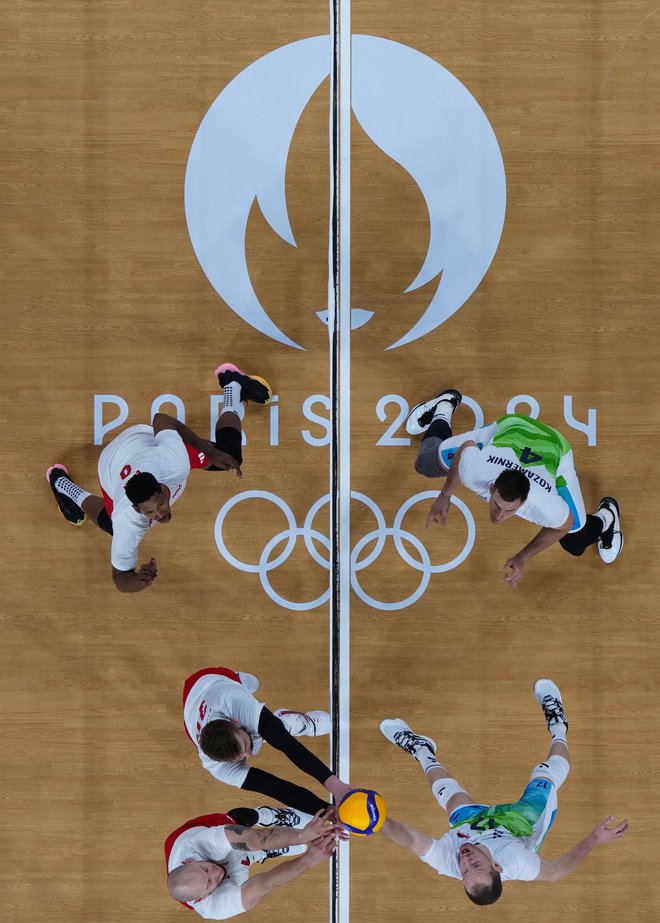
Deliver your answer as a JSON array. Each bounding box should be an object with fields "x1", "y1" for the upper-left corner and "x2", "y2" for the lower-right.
[
  {"x1": 97, "y1": 424, "x2": 191, "y2": 571},
  {"x1": 166, "y1": 820, "x2": 248, "y2": 919},
  {"x1": 183, "y1": 671, "x2": 265, "y2": 786},
  {"x1": 421, "y1": 823, "x2": 541, "y2": 882},
  {"x1": 439, "y1": 417, "x2": 584, "y2": 530}
]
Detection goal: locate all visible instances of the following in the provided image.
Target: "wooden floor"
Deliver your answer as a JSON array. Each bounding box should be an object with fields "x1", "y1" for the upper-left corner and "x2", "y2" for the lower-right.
[{"x1": 3, "y1": 1, "x2": 660, "y2": 920}]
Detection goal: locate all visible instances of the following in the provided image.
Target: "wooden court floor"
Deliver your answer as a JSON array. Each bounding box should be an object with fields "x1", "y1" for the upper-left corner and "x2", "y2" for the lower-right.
[{"x1": 3, "y1": 1, "x2": 660, "y2": 921}]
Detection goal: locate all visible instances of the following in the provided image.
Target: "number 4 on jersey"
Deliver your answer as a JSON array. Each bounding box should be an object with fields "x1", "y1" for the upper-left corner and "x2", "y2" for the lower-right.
[{"x1": 519, "y1": 446, "x2": 543, "y2": 465}]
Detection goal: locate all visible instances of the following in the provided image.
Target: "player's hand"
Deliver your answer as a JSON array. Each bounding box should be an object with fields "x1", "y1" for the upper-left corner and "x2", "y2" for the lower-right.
[
  {"x1": 502, "y1": 555, "x2": 524, "y2": 586},
  {"x1": 426, "y1": 493, "x2": 451, "y2": 529},
  {"x1": 589, "y1": 816, "x2": 629, "y2": 846},
  {"x1": 303, "y1": 831, "x2": 338, "y2": 866},
  {"x1": 137, "y1": 557, "x2": 158, "y2": 586},
  {"x1": 209, "y1": 447, "x2": 243, "y2": 477},
  {"x1": 300, "y1": 809, "x2": 346, "y2": 843}
]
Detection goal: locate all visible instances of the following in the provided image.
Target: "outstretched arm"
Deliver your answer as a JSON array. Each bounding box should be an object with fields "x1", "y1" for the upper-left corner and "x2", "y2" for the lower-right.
[
  {"x1": 502, "y1": 511, "x2": 573, "y2": 587},
  {"x1": 240, "y1": 831, "x2": 337, "y2": 911},
  {"x1": 224, "y1": 810, "x2": 342, "y2": 853},
  {"x1": 381, "y1": 817, "x2": 434, "y2": 858},
  {"x1": 536, "y1": 816, "x2": 629, "y2": 882},
  {"x1": 152, "y1": 412, "x2": 239, "y2": 473},
  {"x1": 241, "y1": 766, "x2": 328, "y2": 816},
  {"x1": 426, "y1": 441, "x2": 477, "y2": 528},
  {"x1": 257, "y1": 708, "x2": 352, "y2": 806}
]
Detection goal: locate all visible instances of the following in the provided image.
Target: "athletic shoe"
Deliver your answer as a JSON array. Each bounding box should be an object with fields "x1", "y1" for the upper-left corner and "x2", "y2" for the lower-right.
[
  {"x1": 46, "y1": 465, "x2": 86, "y2": 526},
  {"x1": 380, "y1": 718, "x2": 437, "y2": 759},
  {"x1": 274, "y1": 708, "x2": 331, "y2": 736},
  {"x1": 596, "y1": 497, "x2": 624, "y2": 564},
  {"x1": 534, "y1": 679, "x2": 568, "y2": 735},
  {"x1": 215, "y1": 362, "x2": 272, "y2": 405},
  {"x1": 405, "y1": 388, "x2": 462, "y2": 436},
  {"x1": 254, "y1": 843, "x2": 307, "y2": 863},
  {"x1": 257, "y1": 806, "x2": 303, "y2": 828}
]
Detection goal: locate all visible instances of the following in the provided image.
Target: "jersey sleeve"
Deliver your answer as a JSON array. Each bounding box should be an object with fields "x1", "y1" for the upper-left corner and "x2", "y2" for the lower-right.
[
  {"x1": 193, "y1": 881, "x2": 245, "y2": 919},
  {"x1": 419, "y1": 835, "x2": 458, "y2": 878},
  {"x1": 502, "y1": 842, "x2": 541, "y2": 881},
  {"x1": 198, "y1": 748, "x2": 251, "y2": 787},
  {"x1": 153, "y1": 428, "x2": 192, "y2": 478},
  {"x1": 517, "y1": 493, "x2": 570, "y2": 529},
  {"x1": 457, "y1": 446, "x2": 489, "y2": 494},
  {"x1": 110, "y1": 515, "x2": 149, "y2": 572}
]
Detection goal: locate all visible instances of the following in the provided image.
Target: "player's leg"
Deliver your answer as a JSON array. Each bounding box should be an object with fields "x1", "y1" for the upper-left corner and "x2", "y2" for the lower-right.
[
  {"x1": 526, "y1": 678, "x2": 570, "y2": 851},
  {"x1": 407, "y1": 389, "x2": 463, "y2": 478},
  {"x1": 273, "y1": 709, "x2": 330, "y2": 737},
  {"x1": 556, "y1": 451, "x2": 623, "y2": 563},
  {"x1": 46, "y1": 464, "x2": 112, "y2": 533},
  {"x1": 202, "y1": 362, "x2": 273, "y2": 471},
  {"x1": 380, "y1": 718, "x2": 475, "y2": 817}
]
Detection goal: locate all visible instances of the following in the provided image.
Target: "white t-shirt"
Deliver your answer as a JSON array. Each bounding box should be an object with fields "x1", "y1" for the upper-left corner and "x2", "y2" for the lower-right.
[
  {"x1": 97, "y1": 424, "x2": 191, "y2": 571},
  {"x1": 421, "y1": 823, "x2": 541, "y2": 882},
  {"x1": 183, "y1": 672, "x2": 265, "y2": 786},
  {"x1": 167, "y1": 822, "x2": 248, "y2": 919}
]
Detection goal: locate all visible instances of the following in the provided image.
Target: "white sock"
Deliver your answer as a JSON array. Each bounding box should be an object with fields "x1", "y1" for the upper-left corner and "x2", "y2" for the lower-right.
[
  {"x1": 595, "y1": 508, "x2": 614, "y2": 531},
  {"x1": 54, "y1": 476, "x2": 91, "y2": 508},
  {"x1": 548, "y1": 721, "x2": 568, "y2": 746},
  {"x1": 416, "y1": 747, "x2": 441, "y2": 775},
  {"x1": 222, "y1": 381, "x2": 243, "y2": 414},
  {"x1": 431, "y1": 400, "x2": 455, "y2": 424}
]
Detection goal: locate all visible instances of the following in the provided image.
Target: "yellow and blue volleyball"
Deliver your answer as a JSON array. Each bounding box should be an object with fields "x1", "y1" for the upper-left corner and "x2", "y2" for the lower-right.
[{"x1": 338, "y1": 788, "x2": 386, "y2": 836}]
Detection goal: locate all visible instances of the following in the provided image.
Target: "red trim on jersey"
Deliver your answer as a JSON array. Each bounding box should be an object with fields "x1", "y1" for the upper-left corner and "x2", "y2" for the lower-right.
[
  {"x1": 101, "y1": 487, "x2": 114, "y2": 517},
  {"x1": 185, "y1": 442, "x2": 211, "y2": 470},
  {"x1": 182, "y1": 667, "x2": 242, "y2": 744},
  {"x1": 165, "y1": 812, "x2": 237, "y2": 911}
]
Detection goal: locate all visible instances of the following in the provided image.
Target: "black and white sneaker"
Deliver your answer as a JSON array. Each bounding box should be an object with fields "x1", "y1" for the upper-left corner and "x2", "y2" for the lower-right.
[
  {"x1": 406, "y1": 389, "x2": 462, "y2": 436},
  {"x1": 257, "y1": 806, "x2": 302, "y2": 828},
  {"x1": 596, "y1": 497, "x2": 623, "y2": 564},
  {"x1": 254, "y1": 843, "x2": 307, "y2": 863},
  {"x1": 380, "y1": 718, "x2": 437, "y2": 759},
  {"x1": 534, "y1": 679, "x2": 568, "y2": 736},
  {"x1": 46, "y1": 465, "x2": 86, "y2": 526},
  {"x1": 215, "y1": 362, "x2": 272, "y2": 405}
]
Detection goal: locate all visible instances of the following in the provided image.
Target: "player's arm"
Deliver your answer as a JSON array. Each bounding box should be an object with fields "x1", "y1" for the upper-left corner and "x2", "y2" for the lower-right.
[
  {"x1": 111, "y1": 558, "x2": 158, "y2": 592},
  {"x1": 240, "y1": 832, "x2": 336, "y2": 911},
  {"x1": 535, "y1": 816, "x2": 629, "y2": 881},
  {"x1": 256, "y1": 709, "x2": 352, "y2": 805},
  {"x1": 381, "y1": 817, "x2": 434, "y2": 858},
  {"x1": 502, "y1": 511, "x2": 573, "y2": 587},
  {"x1": 224, "y1": 810, "x2": 341, "y2": 853},
  {"x1": 152, "y1": 412, "x2": 239, "y2": 473},
  {"x1": 426, "y1": 441, "x2": 477, "y2": 528}
]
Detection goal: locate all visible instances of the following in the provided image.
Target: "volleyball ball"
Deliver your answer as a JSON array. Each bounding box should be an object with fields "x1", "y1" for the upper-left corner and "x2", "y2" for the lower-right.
[{"x1": 338, "y1": 788, "x2": 386, "y2": 836}]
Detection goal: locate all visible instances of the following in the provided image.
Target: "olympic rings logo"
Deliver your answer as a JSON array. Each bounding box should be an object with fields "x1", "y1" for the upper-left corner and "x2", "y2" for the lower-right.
[{"x1": 214, "y1": 491, "x2": 476, "y2": 611}]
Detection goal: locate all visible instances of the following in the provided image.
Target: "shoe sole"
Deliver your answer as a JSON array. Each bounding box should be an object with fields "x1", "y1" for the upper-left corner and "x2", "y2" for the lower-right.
[
  {"x1": 405, "y1": 389, "x2": 462, "y2": 436},
  {"x1": 215, "y1": 362, "x2": 272, "y2": 405},
  {"x1": 46, "y1": 464, "x2": 86, "y2": 527}
]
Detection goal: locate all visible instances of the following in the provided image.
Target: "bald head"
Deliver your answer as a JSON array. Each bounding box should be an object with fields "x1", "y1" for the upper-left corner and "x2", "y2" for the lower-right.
[{"x1": 167, "y1": 859, "x2": 226, "y2": 902}]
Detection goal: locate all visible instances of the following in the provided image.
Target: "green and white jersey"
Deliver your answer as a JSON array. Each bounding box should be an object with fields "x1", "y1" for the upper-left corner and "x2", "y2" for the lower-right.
[{"x1": 439, "y1": 415, "x2": 585, "y2": 532}]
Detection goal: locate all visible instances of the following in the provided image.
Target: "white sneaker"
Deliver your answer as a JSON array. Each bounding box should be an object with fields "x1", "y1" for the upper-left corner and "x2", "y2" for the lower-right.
[
  {"x1": 248, "y1": 843, "x2": 307, "y2": 865},
  {"x1": 274, "y1": 709, "x2": 331, "y2": 736},
  {"x1": 596, "y1": 497, "x2": 623, "y2": 564},
  {"x1": 256, "y1": 806, "x2": 304, "y2": 828},
  {"x1": 238, "y1": 672, "x2": 260, "y2": 693},
  {"x1": 534, "y1": 679, "x2": 568, "y2": 735},
  {"x1": 380, "y1": 718, "x2": 437, "y2": 758},
  {"x1": 405, "y1": 389, "x2": 462, "y2": 436}
]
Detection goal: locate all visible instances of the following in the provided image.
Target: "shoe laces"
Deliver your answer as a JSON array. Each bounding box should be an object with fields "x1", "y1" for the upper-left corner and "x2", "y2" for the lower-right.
[
  {"x1": 269, "y1": 808, "x2": 300, "y2": 828},
  {"x1": 393, "y1": 728, "x2": 431, "y2": 755},
  {"x1": 264, "y1": 846, "x2": 290, "y2": 859},
  {"x1": 541, "y1": 695, "x2": 568, "y2": 730}
]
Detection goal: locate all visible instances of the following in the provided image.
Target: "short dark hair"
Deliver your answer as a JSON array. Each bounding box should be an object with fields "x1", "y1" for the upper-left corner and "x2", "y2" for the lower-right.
[
  {"x1": 125, "y1": 471, "x2": 161, "y2": 505},
  {"x1": 199, "y1": 719, "x2": 242, "y2": 761},
  {"x1": 465, "y1": 869, "x2": 503, "y2": 905},
  {"x1": 493, "y1": 469, "x2": 530, "y2": 503}
]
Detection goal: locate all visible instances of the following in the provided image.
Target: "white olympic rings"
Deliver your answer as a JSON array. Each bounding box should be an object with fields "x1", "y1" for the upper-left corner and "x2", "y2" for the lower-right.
[{"x1": 214, "y1": 490, "x2": 476, "y2": 612}]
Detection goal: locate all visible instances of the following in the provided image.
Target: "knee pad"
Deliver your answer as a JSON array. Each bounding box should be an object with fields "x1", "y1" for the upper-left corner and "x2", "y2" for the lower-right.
[
  {"x1": 414, "y1": 438, "x2": 446, "y2": 479},
  {"x1": 530, "y1": 755, "x2": 570, "y2": 790},
  {"x1": 431, "y1": 777, "x2": 469, "y2": 810}
]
